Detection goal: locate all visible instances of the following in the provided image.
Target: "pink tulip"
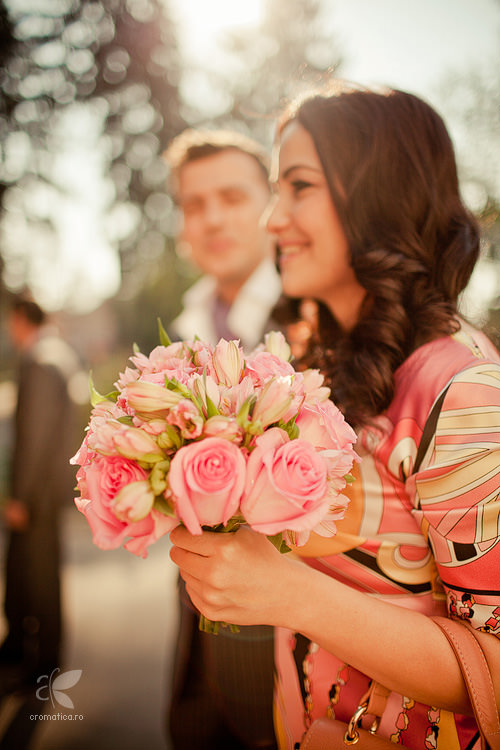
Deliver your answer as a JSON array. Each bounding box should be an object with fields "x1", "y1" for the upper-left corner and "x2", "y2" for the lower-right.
[
  {"x1": 252, "y1": 377, "x2": 295, "y2": 429},
  {"x1": 124, "y1": 381, "x2": 184, "y2": 414},
  {"x1": 212, "y1": 339, "x2": 245, "y2": 386},
  {"x1": 262, "y1": 331, "x2": 292, "y2": 362},
  {"x1": 113, "y1": 427, "x2": 164, "y2": 462},
  {"x1": 114, "y1": 480, "x2": 155, "y2": 522},
  {"x1": 203, "y1": 415, "x2": 243, "y2": 443}
]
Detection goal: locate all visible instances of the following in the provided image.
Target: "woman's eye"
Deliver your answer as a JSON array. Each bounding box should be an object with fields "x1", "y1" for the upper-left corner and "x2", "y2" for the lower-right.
[{"x1": 291, "y1": 180, "x2": 312, "y2": 194}]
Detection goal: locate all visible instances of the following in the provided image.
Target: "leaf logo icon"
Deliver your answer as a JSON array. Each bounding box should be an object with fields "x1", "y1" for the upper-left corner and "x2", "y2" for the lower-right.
[{"x1": 36, "y1": 668, "x2": 82, "y2": 709}]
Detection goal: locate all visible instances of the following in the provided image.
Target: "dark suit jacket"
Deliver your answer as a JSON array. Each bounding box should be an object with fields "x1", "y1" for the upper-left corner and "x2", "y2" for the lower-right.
[{"x1": 10, "y1": 334, "x2": 78, "y2": 519}]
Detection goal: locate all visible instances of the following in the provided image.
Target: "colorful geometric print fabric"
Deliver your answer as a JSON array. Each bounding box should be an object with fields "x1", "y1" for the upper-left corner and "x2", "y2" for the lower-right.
[{"x1": 274, "y1": 324, "x2": 500, "y2": 750}]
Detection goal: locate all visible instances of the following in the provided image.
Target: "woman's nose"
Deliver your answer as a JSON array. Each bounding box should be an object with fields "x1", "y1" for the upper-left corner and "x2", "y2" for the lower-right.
[{"x1": 264, "y1": 193, "x2": 289, "y2": 235}]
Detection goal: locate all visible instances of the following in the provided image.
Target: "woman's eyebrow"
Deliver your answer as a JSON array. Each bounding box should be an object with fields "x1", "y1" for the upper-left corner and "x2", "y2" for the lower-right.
[{"x1": 281, "y1": 164, "x2": 323, "y2": 179}]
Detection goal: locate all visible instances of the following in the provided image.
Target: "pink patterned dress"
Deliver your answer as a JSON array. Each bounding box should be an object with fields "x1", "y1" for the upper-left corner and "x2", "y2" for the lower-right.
[{"x1": 274, "y1": 323, "x2": 500, "y2": 750}]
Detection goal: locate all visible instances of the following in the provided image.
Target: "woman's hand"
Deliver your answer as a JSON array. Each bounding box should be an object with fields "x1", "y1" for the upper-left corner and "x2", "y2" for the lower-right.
[{"x1": 169, "y1": 525, "x2": 296, "y2": 626}]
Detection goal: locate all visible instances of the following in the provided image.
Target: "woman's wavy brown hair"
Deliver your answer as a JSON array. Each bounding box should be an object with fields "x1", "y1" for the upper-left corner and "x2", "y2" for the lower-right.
[{"x1": 277, "y1": 83, "x2": 480, "y2": 428}]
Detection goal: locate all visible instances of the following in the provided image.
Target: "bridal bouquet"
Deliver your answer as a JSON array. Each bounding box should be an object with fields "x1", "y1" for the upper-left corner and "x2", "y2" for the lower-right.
[{"x1": 72, "y1": 323, "x2": 357, "y2": 628}]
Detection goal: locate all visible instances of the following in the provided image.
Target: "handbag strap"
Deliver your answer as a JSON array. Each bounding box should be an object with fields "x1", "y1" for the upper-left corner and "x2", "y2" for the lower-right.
[
  {"x1": 363, "y1": 681, "x2": 391, "y2": 718},
  {"x1": 433, "y1": 616, "x2": 500, "y2": 750}
]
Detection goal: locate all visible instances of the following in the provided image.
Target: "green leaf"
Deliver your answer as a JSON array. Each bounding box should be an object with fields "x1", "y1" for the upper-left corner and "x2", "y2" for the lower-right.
[
  {"x1": 153, "y1": 495, "x2": 176, "y2": 517},
  {"x1": 139, "y1": 452, "x2": 165, "y2": 465},
  {"x1": 267, "y1": 533, "x2": 292, "y2": 554},
  {"x1": 276, "y1": 415, "x2": 299, "y2": 440},
  {"x1": 89, "y1": 373, "x2": 118, "y2": 406},
  {"x1": 162, "y1": 424, "x2": 183, "y2": 450},
  {"x1": 117, "y1": 415, "x2": 134, "y2": 425},
  {"x1": 344, "y1": 473, "x2": 356, "y2": 484},
  {"x1": 236, "y1": 395, "x2": 256, "y2": 428},
  {"x1": 165, "y1": 376, "x2": 191, "y2": 398},
  {"x1": 158, "y1": 317, "x2": 172, "y2": 347},
  {"x1": 133, "y1": 342, "x2": 140, "y2": 354},
  {"x1": 205, "y1": 394, "x2": 220, "y2": 418}
]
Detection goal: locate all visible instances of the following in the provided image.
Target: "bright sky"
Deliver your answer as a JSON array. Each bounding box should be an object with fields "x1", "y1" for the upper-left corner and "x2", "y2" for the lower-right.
[
  {"x1": 173, "y1": 0, "x2": 500, "y2": 107},
  {"x1": 325, "y1": 0, "x2": 500, "y2": 95}
]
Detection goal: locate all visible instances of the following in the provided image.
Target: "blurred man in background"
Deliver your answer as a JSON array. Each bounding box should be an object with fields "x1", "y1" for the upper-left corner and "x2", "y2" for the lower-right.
[
  {"x1": 164, "y1": 129, "x2": 281, "y2": 750},
  {"x1": 167, "y1": 128, "x2": 282, "y2": 351},
  {"x1": 0, "y1": 296, "x2": 80, "y2": 686}
]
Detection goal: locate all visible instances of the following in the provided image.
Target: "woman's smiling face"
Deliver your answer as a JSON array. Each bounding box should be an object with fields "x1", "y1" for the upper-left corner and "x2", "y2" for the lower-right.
[{"x1": 267, "y1": 121, "x2": 365, "y2": 331}]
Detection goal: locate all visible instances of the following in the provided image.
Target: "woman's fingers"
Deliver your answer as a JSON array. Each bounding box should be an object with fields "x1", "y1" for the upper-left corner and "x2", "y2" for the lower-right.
[
  {"x1": 169, "y1": 524, "x2": 291, "y2": 625},
  {"x1": 169, "y1": 524, "x2": 231, "y2": 555}
]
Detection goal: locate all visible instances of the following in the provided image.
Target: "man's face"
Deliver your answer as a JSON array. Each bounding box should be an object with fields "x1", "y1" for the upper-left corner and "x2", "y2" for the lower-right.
[
  {"x1": 7, "y1": 311, "x2": 35, "y2": 351},
  {"x1": 177, "y1": 149, "x2": 272, "y2": 289}
]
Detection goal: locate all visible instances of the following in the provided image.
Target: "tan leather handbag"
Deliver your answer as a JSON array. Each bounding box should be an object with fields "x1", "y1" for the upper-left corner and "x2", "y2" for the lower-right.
[{"x1": 299, "y1": 616, "x2": 500, "y2": 749}]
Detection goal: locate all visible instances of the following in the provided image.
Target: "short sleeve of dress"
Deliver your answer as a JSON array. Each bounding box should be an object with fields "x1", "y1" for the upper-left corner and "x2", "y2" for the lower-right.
[{"x1": 412, "y1": 361, "x2": 500, "y2": 636}]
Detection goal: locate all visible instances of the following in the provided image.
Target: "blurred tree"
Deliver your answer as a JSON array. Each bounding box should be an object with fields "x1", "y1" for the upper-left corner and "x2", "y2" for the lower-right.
[
  {"x1": 0, "y1": 0, "x2": 185, "y2": 310},
  {"x1": 438, "y1": 53, "x2": 500, "y2": 342},
  {"x1": 183, "y1": 0, "x2": 342, "y2": 145}
]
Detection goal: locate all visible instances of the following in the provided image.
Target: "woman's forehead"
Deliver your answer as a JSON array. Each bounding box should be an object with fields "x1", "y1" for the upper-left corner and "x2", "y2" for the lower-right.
[{"x1": 270, "y1": 122, "x2": 323, "y2": 182}]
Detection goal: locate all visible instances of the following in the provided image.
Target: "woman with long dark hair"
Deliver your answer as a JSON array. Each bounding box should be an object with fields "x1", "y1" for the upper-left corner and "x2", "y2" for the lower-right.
[{"x1": 170, "y1": 83, "x2": 500, "y2": 749}]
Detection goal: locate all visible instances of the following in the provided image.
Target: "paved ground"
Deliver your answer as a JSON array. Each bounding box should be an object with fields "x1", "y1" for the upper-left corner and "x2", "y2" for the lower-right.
[{"x1": 0, "y1": 506, "x2": 179, "y2": 750}]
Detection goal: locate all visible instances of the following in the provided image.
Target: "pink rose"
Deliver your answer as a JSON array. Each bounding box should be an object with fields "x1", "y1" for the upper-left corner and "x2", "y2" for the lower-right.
[
  {"x1": 75, "y1": 455, "x2": 177, "y2": 557},
  {"x1": 300, "y1": 368, "x2": 331, "y2": 403},
  {"x1": 241, "y1": 427, "x2": 330, "y2": 538},
  {"x1": 75, "y1": 455, "x2": 148, "y2": 549},
  {"x1": 168, "y1": 437, "x2": 246, "y2": 534},
  {"x1": 246, "y1": 351, "x2": 296, "y2": 385},
  {"x1": 296, "y1": 400, "x2": 357, "y2": 451},
  {"x1": 122, "y1": 509, "x2": 178, "y2": 557},
  {"x1": 71, "y1": 434, "x2": 93, "y2": 470}
]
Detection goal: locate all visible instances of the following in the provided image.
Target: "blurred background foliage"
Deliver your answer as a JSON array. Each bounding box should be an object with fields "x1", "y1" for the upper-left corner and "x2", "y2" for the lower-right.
[{"x1": 0, "y1": 0, "x2": 499, "y2": 394}]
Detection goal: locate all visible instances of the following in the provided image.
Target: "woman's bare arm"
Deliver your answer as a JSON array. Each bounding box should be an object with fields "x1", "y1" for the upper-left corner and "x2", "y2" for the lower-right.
[{"x1": 169, "y1": 524, "x2": 500, "y2": 715}]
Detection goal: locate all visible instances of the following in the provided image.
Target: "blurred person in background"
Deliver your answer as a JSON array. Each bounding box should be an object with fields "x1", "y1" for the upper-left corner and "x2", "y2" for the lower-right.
[
  {"x1": 0, "y1": 295, "x2": 80, "y2": 687},
  {"x1": 163, "y1": 129, "x2": 281, "y2": 750},
  {"x1": 166, "y1": 128, "x2": 282, "y2": 351}
]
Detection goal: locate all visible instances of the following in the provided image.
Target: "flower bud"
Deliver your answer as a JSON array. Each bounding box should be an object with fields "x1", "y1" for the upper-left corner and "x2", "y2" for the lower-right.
[
  {"x1": 203, "y1": 416, "x2": 243, "y2": 443},
  {"x1": 124, "y1": 381, "x2": 184, "y2": 415},
  {"x1": 212, "y1": 339, "x2": 245, "y2": 387},
  {"x1": 263, "y1": 331, "x2": 291, "y2": 362},
  {"x1": 114, "y1": 480, "x2": 155, "y2": 522},
  {"x1": 113, "y1": 427, "x2": 164, "y2": 463},
  {"x1": 252, "y1": 377, "x2": 294, "y2": 429}
]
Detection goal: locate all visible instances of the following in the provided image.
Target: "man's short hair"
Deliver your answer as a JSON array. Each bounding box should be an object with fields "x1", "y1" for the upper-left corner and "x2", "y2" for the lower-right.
[
  {"x1": 164, "y1": 128, "x2": 270, "y2": 200},
  {"x1": 11, "y1": 295, "x2": 46, "y2": 327}
]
